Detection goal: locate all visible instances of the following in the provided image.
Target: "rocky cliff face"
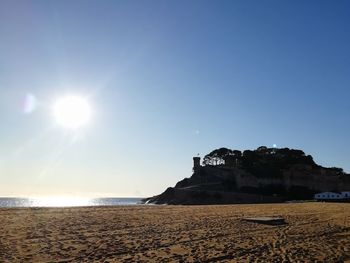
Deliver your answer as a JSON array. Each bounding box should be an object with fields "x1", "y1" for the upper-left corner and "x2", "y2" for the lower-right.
[{"x1": 143, "y1": 147, "x2": 350, "y2": 205}]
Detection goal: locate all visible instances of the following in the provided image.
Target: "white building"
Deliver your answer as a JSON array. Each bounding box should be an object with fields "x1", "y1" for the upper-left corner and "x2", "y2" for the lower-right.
[
  {"x1": 342, "y1": 192, "x2": 350, "y2": 198},
  {"x1": 314, "y1": 191, "x2": 350, "y2": 200}
]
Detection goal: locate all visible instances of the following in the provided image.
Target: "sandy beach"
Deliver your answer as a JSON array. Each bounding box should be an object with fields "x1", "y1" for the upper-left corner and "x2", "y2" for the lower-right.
[{"x1": 0, "y1": 203, "x2": 349, "y2": 262}]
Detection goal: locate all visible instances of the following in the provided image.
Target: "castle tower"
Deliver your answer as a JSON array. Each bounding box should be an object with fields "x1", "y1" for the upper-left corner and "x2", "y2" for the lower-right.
[{"x1": 193, "y1": 156, "x2": 201, "y2": 172}]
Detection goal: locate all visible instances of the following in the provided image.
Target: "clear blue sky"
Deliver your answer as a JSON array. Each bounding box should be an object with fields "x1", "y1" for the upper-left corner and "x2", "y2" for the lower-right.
[{"x1": 1, "y1": 0, "x2": 349, "y2": 197}]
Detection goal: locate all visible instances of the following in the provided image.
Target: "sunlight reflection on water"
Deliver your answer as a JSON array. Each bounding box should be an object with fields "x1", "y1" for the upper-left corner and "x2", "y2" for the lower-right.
[
  {"x1": 0, "y1": 197, "x2": 142, "y2": 207},
  {"x1": 31, "y1": 197, "x2": 91, "y2": 207}
]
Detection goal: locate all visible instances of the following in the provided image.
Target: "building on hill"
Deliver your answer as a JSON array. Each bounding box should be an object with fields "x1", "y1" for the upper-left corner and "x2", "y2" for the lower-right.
[{"x1": 193, "y1": 156, "x2": 201, "y2": 172}]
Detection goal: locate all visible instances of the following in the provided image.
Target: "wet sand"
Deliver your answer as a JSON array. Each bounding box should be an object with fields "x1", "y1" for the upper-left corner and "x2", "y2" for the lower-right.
[{"x1": 0, "y1": 203, "x2": 349, "y2": 262}]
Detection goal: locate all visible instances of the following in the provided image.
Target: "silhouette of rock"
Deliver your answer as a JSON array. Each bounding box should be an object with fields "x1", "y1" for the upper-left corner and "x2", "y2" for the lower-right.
[{"x1": 143, "y1": 146, "x2": 350, "y2": 204}]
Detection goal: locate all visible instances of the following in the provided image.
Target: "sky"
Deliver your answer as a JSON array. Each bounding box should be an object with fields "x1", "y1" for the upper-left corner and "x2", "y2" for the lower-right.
[{"x1": 0, "y1": 0, "x2": 350, "y2": 197}]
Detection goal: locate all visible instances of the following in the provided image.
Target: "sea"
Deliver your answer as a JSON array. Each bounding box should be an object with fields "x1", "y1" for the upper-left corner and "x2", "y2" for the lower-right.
[{"x1": 0, "y1": 197, "x2": 143, "y2": 208}]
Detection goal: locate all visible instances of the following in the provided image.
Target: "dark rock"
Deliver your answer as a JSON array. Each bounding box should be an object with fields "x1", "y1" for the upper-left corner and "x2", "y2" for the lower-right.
[{"x1": 143, "y1": 146, "x2": 350, "y2": 205}]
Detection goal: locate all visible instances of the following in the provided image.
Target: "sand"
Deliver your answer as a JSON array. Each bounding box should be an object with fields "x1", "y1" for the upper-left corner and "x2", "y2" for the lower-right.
[{"x1": 0, "y1": 202, "x2": 349, "y2": 262}]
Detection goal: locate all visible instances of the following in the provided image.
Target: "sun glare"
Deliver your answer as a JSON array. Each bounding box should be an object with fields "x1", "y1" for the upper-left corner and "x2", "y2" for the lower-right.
[
  {"x1": 31, "y1": 196, "x2": 90, "y2": 207},
  {"x1": 53, "y1": 95, "x2": 91, "y2": 129}
]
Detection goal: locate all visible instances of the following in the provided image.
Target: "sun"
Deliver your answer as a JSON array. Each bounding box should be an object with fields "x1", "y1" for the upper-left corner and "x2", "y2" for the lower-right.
[{"x1": 53, "y1": 95, "x2": 91, "y2": 129}]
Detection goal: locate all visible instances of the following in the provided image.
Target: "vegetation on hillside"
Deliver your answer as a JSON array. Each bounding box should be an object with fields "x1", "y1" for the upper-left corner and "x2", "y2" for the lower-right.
[{"x1": 202, "y1": 146, "x2": 345, "y2": 178}]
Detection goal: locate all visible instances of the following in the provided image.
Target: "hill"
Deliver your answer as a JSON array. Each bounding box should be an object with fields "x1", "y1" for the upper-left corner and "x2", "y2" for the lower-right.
[{"x1": 143, "y1": 146, "x2": 350, "y2": 204}]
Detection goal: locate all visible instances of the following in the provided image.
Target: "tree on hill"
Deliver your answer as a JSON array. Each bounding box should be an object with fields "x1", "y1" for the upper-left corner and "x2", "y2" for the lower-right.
[
  {"x1": 203, "y1": 148, "x2": 232, "y2": 165},
  {"x1": 202, "y1": 147, "x2": 242, "y2": 166},
  {"x1": 202, "y1": 146, "x2": 320, "y2": 177}
]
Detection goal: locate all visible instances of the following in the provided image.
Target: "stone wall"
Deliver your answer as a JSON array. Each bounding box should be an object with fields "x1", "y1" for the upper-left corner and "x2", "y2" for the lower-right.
[{"x1": 197, "y1": 165, "x2": 350, "y2": 193}]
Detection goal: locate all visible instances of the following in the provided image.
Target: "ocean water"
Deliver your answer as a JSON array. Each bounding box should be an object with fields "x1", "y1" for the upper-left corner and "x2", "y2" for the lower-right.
[{"x1": 0, "y1": 197, "x2": 143, "y2": 208}]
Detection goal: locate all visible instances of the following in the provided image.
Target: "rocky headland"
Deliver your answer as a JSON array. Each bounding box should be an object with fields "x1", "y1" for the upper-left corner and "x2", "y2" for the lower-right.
[{"x1": 143, "y1": 147, "x2": 350, "y2": 204}]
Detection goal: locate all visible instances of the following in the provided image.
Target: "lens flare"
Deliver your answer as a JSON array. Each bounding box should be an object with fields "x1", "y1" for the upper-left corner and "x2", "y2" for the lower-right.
[{"x1": 22, "y1": 93, "x2": 37, "y2": 114}]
